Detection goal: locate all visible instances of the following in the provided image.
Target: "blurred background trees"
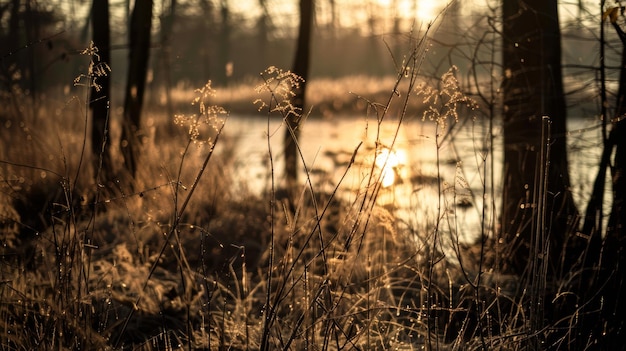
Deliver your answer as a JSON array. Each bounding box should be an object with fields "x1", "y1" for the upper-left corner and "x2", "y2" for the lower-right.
[{"x1": 1, "y1": 0, "x2": 414, "y2": 90}]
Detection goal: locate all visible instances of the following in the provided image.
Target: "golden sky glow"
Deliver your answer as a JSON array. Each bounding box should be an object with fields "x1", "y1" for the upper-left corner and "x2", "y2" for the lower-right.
[
  {"x1": 227, "y1": 0, "x2": 447, "y2": 35},
  {"x1": 374, "y1": 0, "x2": 443, "y2": 23}
]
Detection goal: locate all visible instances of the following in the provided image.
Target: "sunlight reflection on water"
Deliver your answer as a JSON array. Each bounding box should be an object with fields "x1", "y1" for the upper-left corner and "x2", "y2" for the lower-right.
[
  {"x1": 224, "y1": 115, "x2": 602, "y2": 244},
  {"x1": 224, "y1": 115, "x2": 500, "y2": 242}
]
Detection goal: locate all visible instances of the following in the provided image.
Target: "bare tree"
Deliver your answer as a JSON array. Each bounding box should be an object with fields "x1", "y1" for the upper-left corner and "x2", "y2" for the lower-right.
[
  {"x1": 256, "y1": 0, "x2": 271, "y2": 67},
  {"x1": 501, "y1": 0, "x2": 578, "y2": 276},
  {"x1": 156, "y1": 0, "x2": 176, "y2": 119},
  {"x1": 120, "y1": 0, "x2": 153, "y2": 179},
  {"x1": 217, "y1": 0, "x2": 231, "y2": 85},
  {"x1": 90, "y1": 0, "x2": 112, "y2": 183},
  {"x1": 501, "y1": 1, "x2": 580, "y2": 346},
  {"x1": 284, "y1": 0, "x2": 314, "y2": 197},
  {"x1": 577, "y1": 5, "x2": 626, "y2": 347}
]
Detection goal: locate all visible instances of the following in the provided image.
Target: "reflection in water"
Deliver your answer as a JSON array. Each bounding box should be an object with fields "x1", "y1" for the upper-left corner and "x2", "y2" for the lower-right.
[
  {"x1": 225, "y1": 115, "x2": 491, "y2": 242},
  {"x1": 375, "y1": 147, "x2": 407, "y2": 188},
  {"x1": 224, "y1": 115, "x2": 599, "y2": 244}
]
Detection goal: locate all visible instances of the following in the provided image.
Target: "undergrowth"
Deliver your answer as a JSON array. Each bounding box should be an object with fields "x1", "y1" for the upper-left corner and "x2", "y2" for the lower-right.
[{"x1": 0, "y1": 29, "x2": 588, "y2": 351}]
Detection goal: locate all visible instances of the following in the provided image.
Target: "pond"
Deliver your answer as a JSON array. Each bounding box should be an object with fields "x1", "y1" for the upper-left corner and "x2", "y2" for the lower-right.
[{"x1": 222, "y1": 114, "x2": 603, "y2": 243}]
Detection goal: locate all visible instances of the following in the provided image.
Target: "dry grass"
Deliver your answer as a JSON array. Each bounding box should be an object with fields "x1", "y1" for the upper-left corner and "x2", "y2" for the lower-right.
[{"x1": 1, "y1": 37, "x2": 591, "y2": 350}]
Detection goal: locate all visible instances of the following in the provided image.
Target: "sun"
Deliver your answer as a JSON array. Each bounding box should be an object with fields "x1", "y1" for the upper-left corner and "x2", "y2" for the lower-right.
[
  {"x1": 415, "y1": 1, "x2": 439, "y2": 22},
  {"x1": 375, "y1": 148, "x2": 406, "y2": 188}
]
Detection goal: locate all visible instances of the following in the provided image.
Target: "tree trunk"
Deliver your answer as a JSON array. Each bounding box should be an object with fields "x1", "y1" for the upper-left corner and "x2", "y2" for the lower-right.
[
  {"x1": 501, "y1": 0, "x2": 577, "y2": 277},
  {"x1": 584, "y1": 14, "x2": 626, "y2": 348},
  {"x1": 7, "y1": 0, "x2": 20, "y2": 82},
  {"x1": 120, "y1": 0, "x2": 153, "y2": 179},
  {"x1": 157, "y1": 0, "x2": 176, "y2": 120},
  {"x1": 217, "y1": 0, "x2": 230, "y2": 85},
  {"x1": 284, "y1": 0, "x2": 313, "y2": 197},
  {"x1": 501, "y1": 1, "x2": 579, "y2": 346},
  {"x1": 601, "y1": 117, "x2": 626, "y2": 348},
  {"x1": 90, "y1": 0, "x2": 112, "y2": 183},
  {"x1": 257, "y1": 0, "x2": 270, "y2": 70}
]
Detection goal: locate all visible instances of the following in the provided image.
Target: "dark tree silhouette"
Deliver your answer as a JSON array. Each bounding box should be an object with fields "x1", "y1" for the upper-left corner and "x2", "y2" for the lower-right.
[
  {"x1": 284, "y1": 0, "x2": 313, "y2": 196},
  {"x1": 577, "y1": 6, "x2": 626, "y2": 348},
  {"x1": 501, "y1": 2, "x2": 581, "y2": 347},
  {"x1": 156, "y1": 0, "x2": 176, "y2": 119},
  {"x1": 3, "y1": 0, "x2": 21, "y2": 82},
  {"x1": 90, "y1": 0, "x2": 112, "y2": 183},
  {"x1": 501, "y1": 0, "x2": 578, "y2": 277},
  {"x1": 120, "y1": 0, "x2": 153, "y2": 178},
  {"x1": 602, "y1": 7, "x2": 626, "y2": 275},
  {"x1": 0, "y1": 0, "x2": 57, "y2": 108},
  {"x1": 217, "y1": 0, "x2": 231, "y2": 85},
  {"x1": 256, "y1": 0, "x2": 271, "y2": 68}
]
